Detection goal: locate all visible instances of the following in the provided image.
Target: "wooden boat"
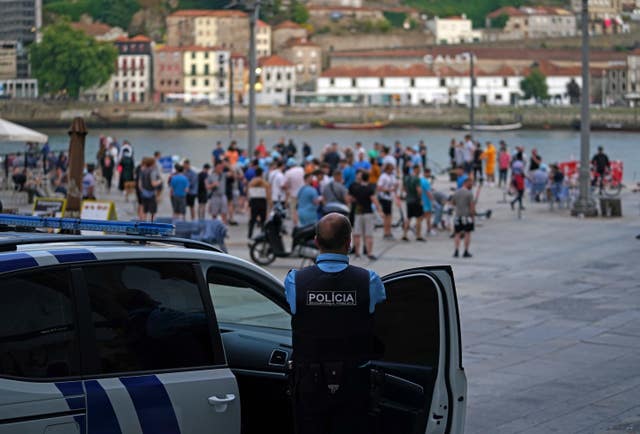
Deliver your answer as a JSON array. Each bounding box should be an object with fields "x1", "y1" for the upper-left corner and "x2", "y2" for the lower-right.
[
  {"x1": 461, "y1": 122, "x2": 522, "y2": 131},
  {"x1": 319, "y1": 120, "x2": 390, "y2": 130}
]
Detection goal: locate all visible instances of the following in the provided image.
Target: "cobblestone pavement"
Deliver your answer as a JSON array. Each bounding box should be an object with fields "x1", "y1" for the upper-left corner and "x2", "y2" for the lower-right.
[{"x1": 3, "y1": 180, "x2": 640, "y2": 434}]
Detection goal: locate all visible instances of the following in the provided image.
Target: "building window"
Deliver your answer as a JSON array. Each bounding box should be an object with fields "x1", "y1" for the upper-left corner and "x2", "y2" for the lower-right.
[
  {"x1": 330, "y1": 78, "x2": 335, "y2": 86},
  {"x1": 440, "y1": 78, "x2": 446, "y2": 87},
  {"x1": 286, "y1": 73, "x2": 291, "y2": 80},
  {"x1": 205, "y1": 79, "x2": 210, "y2": 86},
  {"x1": 352, "y1": 78, "x2": 356, "y2": 87},
  {"x1": 205, "y1": 64, "x2": 210, "y2": 75},
  {"x1": 266, "y1": 73, "x2": 271, "y2": 81},
  {"x1": 379, "y1": 78, "x2": 385, "y2": 87},
  {"x1": 191, "y1": 52, "x2": 196, "y2": 59},
  {"x1": 219, "y1": 81, "x2": 224, "y2": 88},
  {"x1": 175, "y1": 80, "x2": 180, "y2": 86},
  {"x1": 191, "y1": 65, "x2": 196, "y2": 75},
  {"x1": 205, "y1": 52, "x2": 209, "y2": 59},
  {"x1": 410, "y1": 78, "x2": 415, "y2": 88},
  {"x1": 277, "y1": 73, "x2": 282, "y2": 81},
  {"x1": 192, "y1": 79, "x2": 196, "y2": 86},
  {"x1": 503, "y1": 77, "x2": 508, "y2": 87}
]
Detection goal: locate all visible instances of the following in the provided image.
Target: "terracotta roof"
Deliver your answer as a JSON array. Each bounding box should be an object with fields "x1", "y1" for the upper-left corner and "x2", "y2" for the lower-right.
[
  {"x1": 322, "y1": 64, "x2": 438, "y2": 78},
  {"x1": 274, "y1": 20, "x2": 303, "y2": 31},
  {"x1": 259, "y1": 55, "x2": 294, "y2": 67},
  {"x1": 524, "y1": 60, "x2": 581, "y2": 77},
  {"x1": 487, "y1": 6, "x2": 526, "y2": 19},
  {"x1": 284, "y1": 37, "x2": 320, "y2": 48},
  {"x1": 168, "y1": 9, "x2": 247, "y2": 18},
  {"x1": 307, "y1": 5, "x2": 380, "y2": 12},
  {"x1": 331, "y1": 47, "x2": 626, "y2": 63},
  {"x1": 257, "y1": 19, "x2": 269, "y2": 28},
  {"x1": 70, "y1": 21, "x2": 114, "y2": 37},
  {"x1": 115, "y1": 35, "x2": 152, "y2": 43},
  {"x1": 155, "y1": 45, "x2": 225, "y2": 52}
]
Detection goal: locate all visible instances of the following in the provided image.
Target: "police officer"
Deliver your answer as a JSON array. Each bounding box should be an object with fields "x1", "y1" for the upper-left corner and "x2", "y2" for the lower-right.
[{"x1": 284, "y1": 213, "x2": 386, "y2": 434}]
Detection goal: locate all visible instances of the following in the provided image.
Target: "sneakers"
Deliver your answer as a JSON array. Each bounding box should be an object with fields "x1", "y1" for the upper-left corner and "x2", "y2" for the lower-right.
[
  {"x1": 401, "y1": 236, "x2": 409, "y2": 242},
  {"x1": 383, "y1": 234, "x2": 395, "y2": 240},
  {"x1": 463, "y1": 251, "x2": 472, "y2": 258},
  {"x1": 453, "y1": 250, "x2": 459, "y2": 258},
  {"x1": 416, "y1": 237, "x2": 426, "y2": 242},
  {"x1": 367, "y1": 255, "x2": 377, "y2": 261}
]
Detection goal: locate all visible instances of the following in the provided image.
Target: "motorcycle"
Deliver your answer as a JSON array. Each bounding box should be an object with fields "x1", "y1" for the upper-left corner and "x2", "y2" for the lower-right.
[{"x1": 249, "y1": 202, "x2": 349, "y2": 266}]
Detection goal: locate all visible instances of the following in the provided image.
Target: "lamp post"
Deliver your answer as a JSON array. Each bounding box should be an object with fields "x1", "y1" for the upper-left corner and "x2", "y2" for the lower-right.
[
  {"x1": 571, "y1": 0, "x2": 598, "y2": 217},
  {"x1": 227, "y1": 0, "x2": 262, "y2": 157},
  {"x1": 469, "y1": 53, "x2": 475, "y2": 138}
]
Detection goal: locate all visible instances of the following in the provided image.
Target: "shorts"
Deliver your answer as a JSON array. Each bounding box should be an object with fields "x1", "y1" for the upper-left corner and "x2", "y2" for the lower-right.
[
  {"x1": 406, "y1": 201, "x2": 422, "y2": 218},
  {"x1": 142, "y1": 197, "x2": 157, "y2": 215},
  {"x1": 171, "y1": 195, "x2": 187, "y2": 215},
  {"x1": 209, "y1": 195, "x2": 228, "y2": 216},
  {"x1": 186, "y1": 194, "x2": 196, "y2": 207},
  {"x1": 454, "y1": 216, "x2": 474, "y2": 234},
  {"x1": 197, "y1": 192, "x2": 209, "y2": 204},
  {"x1": 422, "y1": 199, "x2": 432, "y2": 213},
  {"x1": 379, "y1": 199, "x2": 392, "y2": 216},
  {"x1": 354, "y1": 213, "x2": 374, "y2": 237},
  {"x1": 289, "y1": 197, "x2": 298, "y2": 215}
]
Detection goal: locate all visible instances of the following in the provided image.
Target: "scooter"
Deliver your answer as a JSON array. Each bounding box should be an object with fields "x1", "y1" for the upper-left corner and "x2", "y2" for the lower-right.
[{"x1": 249, "y1": 202, "x2": 349, "y2": 266}]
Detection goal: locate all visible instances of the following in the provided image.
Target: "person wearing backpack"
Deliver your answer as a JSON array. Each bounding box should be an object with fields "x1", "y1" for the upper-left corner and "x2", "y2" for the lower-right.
[
  {"x1": 510, "y1": 162, "x2": 526, "y2": 212},
  {"x1": 138, "y1": 157, "x2": 162, "y2": 222}
]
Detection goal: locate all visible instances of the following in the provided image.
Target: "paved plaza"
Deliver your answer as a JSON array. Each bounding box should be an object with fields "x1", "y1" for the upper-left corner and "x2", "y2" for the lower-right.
[{"x1": 2, "y1": 180, "x2": 640, "y2": 434}]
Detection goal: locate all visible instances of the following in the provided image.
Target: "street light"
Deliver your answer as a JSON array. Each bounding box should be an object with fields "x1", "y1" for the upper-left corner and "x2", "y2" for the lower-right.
[
  {"x1": 571, "y1": 0, "x2": 598, "y2": 217},
  {"x1": 227, "y1": 0, "x2": 265, "y2": 157}
]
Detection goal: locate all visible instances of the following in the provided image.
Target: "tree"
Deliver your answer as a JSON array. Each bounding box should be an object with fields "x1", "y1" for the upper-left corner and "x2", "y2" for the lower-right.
[
  {"x1": 289, "y1": 0, "x2": 309, "y2": 24},
  {"x1": 30, "y1": 22, "x2": 117, "y2": 99},
  {"x1": 520, "y1": 68, "x2": 549, "y2": 102},
  {"x1": 88, "y1": 0, "x2": 141, "y2": 30},
  {"x1": 567, "y1": 78, "x2": 581, "y2": 105},
  {"x1": 490, "y1": 13, "x2": 509, "y2": 29}
]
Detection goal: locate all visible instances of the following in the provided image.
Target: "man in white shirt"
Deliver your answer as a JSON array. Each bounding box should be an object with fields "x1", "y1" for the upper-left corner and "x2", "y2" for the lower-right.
[
  {"x1": 376, "y1": 163, "x2": 397, "y2": 239},
  {"x1": 463, "y1": 135, "x2": 475, "y2": 174},
  {"x1": 283, "y1": 158, "x2": 305, "y2": 225},
  {"x1": 269, "y1": 160, "x2": 286, "y2": 208}
]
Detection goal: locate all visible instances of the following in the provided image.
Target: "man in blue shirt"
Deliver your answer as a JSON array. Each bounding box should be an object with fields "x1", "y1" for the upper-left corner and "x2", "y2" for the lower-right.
[
  {"x1": 284, "y1": 213, "x2": 386, "y2": 434},
  {"x1": 169, "y1": 164, "x2": 189, "y2": 220}
]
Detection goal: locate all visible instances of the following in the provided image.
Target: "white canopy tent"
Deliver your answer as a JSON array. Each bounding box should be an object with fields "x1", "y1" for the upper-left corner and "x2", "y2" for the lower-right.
[{"x1": 0, "y1": 118, "x2": 48, "y2": 143}]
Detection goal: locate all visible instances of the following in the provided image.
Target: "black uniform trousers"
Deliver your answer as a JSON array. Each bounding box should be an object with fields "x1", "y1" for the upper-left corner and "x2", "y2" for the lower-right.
[{"x1": 293, "y1": 364, "x2": 370, "y2": 434}]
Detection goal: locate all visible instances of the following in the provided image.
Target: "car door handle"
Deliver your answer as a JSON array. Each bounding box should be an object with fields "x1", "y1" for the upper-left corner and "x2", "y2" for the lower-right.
[{"x1": 208, "y1": 394, "x2": 236, "y2": 413}]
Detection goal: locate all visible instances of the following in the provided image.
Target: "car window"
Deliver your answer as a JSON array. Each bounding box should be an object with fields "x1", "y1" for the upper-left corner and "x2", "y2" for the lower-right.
[
  {"x1": 84, "y1": 262, "x2": 220, "y2": 374},
  {"x1": 0, "y1": 269, "x2": 80, "y2": 379},
  {"x1": 208, "y1": 271, "x2": 291, "y2": 330},
  {"x1": 376, "y1": 275, "x2": 439, "y2": 367}
]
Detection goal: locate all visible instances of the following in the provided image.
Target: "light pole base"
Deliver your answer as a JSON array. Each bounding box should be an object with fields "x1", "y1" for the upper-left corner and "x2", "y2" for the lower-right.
[{"x1": 571, "y1": 197, "x2": 598, "y2": 217}]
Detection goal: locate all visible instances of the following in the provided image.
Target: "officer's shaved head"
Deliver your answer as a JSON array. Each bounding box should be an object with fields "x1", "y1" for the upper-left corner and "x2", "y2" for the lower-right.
[{"x1": 316, "y1": 213, "x2": 351, "y2": 253}]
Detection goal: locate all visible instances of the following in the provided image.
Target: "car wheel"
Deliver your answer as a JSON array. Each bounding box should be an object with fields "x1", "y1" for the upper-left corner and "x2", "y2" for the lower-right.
[{"x1": 250, "y1": 240, "x2": 276, "y2": 266}]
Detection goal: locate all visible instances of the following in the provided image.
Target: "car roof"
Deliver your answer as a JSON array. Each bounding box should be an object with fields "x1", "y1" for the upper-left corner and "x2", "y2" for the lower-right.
[{"x1": 0, "y1": 232, "x2": 284, "y2": 289}]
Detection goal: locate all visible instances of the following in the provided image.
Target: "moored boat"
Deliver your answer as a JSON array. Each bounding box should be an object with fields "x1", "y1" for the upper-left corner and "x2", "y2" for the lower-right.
[
  {"x1": 319, "y1": 120, "x2": 390, "y2": 130},
  {"x1": 461, "y1": 122, "x2": 523, "y2": 131}
]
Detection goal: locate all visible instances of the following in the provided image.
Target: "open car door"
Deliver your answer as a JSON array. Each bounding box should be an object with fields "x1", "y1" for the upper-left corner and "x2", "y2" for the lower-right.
[{"x1": 372, "y1": 266, "x2": 467, "y2": 434}]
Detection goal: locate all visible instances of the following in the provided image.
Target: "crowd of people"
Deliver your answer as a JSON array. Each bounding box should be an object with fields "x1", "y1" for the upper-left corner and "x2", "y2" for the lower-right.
[{"x1": 0, "y1": 133, "x2": 619, "y2": 258}]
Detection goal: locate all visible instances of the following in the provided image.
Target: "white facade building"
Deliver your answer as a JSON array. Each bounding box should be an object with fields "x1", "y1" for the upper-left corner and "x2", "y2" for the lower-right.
[
  {"x1": 258, "y1": 55, "x2": 296, "y2": 105},
  {"x1": 426, "y1": 15, "x2": 482, "y2": 45},
  {"x1": 112, "y1": 36, "x2": 153, "y2": 103},
  {"x1": 316, "y1": 63, "x2": 581, "y2": 107}
]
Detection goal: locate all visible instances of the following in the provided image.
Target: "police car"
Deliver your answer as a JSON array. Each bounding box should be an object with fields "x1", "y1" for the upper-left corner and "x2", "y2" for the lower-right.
[{"x1": 0, "y1": 214, "x2": 467, "y2": 434}]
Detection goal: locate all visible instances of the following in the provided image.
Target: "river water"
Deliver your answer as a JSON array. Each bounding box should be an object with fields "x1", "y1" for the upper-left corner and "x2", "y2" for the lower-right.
[{"x1": 7, "y1": 127, "x2": 640, "y2": 182}]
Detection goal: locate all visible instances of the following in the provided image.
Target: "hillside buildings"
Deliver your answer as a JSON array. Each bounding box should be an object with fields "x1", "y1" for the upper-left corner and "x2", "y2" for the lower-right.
[
  {"x1": 280, "y1": 38, "x2": 322, "y2": 89},
  {"x1": 485, "y1": 6, "x2": 577, "y2": 40},
  {"x1": 166, "y1": 10, "x2": 249, "y2": 51},
  {"x1": 273, "y1": 20, "x2": 308, "y2": 52},
  {"x1": 258, "y1": 55, "x2": 296, "y2": 105},
  {"x1": 256, "y1": 19, "x2": 272, "y2": 57},
  {"x1": 112, "y1": 36, "x2": 153, "y2": 103},
  {"x1": 426, "y1": 15, "x2": 482, "y2": 45}
]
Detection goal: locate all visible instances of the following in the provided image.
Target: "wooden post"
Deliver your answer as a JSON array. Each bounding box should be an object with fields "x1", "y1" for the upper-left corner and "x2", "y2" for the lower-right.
[{"x1": 66, "y1": 117, "x2": 87, "y2": 214}]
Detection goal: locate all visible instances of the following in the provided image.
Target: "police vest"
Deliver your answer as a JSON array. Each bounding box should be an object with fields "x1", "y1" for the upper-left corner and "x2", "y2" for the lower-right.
[{"x1": 292, "y1": 264, "x2": 373, "y2": 364}]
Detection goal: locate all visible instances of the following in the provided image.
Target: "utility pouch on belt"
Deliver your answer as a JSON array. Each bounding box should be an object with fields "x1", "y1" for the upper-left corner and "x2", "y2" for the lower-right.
[{"x1": 323, "y1": 362, "x2": 344, "y2": 394}]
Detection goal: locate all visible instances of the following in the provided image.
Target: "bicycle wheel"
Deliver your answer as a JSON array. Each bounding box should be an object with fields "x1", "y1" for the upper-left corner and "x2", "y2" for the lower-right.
[
  {"x1": 603, "y1": 181, "x2": 622, "y2": 197},
  {"x1": 249, "y1": 240, "x2": 276, "y2": 266}
]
